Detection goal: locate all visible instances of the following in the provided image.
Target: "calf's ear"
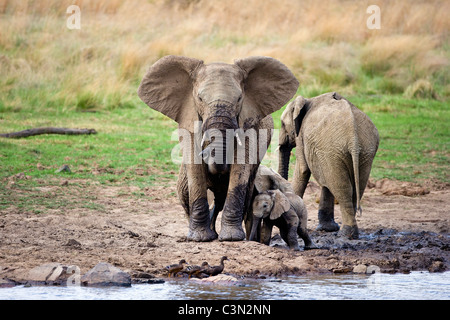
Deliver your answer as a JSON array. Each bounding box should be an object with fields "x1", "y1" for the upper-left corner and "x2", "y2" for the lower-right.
[{"x1": 270, "y1": 190, "x2": 291, "y2": 220}]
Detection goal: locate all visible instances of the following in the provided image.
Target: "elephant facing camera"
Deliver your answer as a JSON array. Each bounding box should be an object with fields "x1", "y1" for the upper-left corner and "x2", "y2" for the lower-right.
[
  {"x1": 250, "y1": 189, "x2": 317, "y2": 251},
  {"x1": 138, "y1": 55, "x2": 299, "y2": 242}
]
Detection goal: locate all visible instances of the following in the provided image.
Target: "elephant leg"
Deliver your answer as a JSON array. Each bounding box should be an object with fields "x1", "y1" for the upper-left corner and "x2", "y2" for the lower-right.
[
  {"x1": 210, "y1": 192, "x2": 225, "y2": 234},
  {"x1": 185, "y1": 163, "x2": 217, "y2": 242},
  {"x1": 219, "y1": 163, "x2": 256, "y2": 241},
  {"x1": 332, "y1": 186, "x2": 359, "y2": 239},
  {"x1": 298, "y1": 226, "x2": 317, "y2": 250},
  {"x1": 261, "y1": 220, "x2": 273, "y2": 245},
  {"x1": 177, "y1": 165, "x2": 189, "y2": 216},
  {"x1": 292, "y1": 146, "x2": 311, "y2": 198},
  {"x1": 316, "y1": 187, "x2": 340, "y2": 232},
  {"x1": 286, "y1": 224, "x2": 301, "y2": 251},
  {"x1": 244, "y1": 180, "x2": 257, "y2": 240}
]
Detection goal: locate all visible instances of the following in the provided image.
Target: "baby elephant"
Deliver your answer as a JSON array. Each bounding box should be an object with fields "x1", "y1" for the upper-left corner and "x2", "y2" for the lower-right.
[{"x1": 249, "y1": 189, "x2": 316, "y2": 251}]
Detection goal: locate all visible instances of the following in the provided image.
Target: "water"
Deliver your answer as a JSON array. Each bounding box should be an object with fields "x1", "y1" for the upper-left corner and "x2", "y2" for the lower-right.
[{"x1": 1, "y1": 271, "x2": 449, "y2": 300}]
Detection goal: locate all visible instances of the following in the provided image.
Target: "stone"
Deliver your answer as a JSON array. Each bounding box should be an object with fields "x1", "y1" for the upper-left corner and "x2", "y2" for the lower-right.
[
  {"x1": 190, "y1": 274, "x2": 242, "y2": 286},
  {"x1": 81, "y1": 262, "x2": 131, "y2": 287},
  {"x1": 353, "y1": 264, "x2": 368, "y2": 274},
  {"x1": 428, "y1": 261, "x2": 445, "y2": 273},
  {"x1": 64, "y1": 239, "x2": 82, "y2": 247},
  {"x1": 27, "y1": 263, "x2": 72, "y2": 285},
  {"x1": 0, "y1": 278, "x2": 16, "y2": 288},
  {"x1": 366, "y1": 265, "x2": 381, "y2": 274}
]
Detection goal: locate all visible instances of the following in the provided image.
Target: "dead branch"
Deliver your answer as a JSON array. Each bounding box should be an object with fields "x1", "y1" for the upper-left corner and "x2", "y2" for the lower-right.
[{"x1": 0, "y1": 127, "x2": 97, "y2": 139}]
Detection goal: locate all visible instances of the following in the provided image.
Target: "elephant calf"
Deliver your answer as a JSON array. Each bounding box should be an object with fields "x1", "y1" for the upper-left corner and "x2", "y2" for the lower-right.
[
  {"x1": 250, "y1": 189, "x2": 316, "y2": 251},
  {"x1": 278, "y1": 92, "x2": 379, "y2": 239}
]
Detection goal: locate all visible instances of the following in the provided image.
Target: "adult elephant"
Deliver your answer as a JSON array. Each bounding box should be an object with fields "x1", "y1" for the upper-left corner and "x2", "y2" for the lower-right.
[
  {"x1": 138, "y1": 55, "x2": 298, "y2": 242},
  {"x1": 278, "y1": 92, "x2": 379, "y2": 239}
]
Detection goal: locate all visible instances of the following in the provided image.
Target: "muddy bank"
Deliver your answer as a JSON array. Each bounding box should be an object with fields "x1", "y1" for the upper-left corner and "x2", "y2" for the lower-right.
[{"x1": 0, "y1": 178, "x2": 449, "y2": 285}]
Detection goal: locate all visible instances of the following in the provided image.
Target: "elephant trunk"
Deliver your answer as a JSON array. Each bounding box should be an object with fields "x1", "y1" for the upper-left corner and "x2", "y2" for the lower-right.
[
  {"x1": 249, "y1": 216, "x2": 262, "y2": 242},
  {"x1": 201, "y1": 113, "x2": 239, "y2": 175},
  {"x1": 278, "y1": 145, "x2": 292, "y2": 180}
]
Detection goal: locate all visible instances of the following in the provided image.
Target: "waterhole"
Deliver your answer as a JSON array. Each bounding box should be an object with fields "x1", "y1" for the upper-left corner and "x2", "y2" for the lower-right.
[{"x1": 1, "y1": 271, "x2": 449, "y2": 300}]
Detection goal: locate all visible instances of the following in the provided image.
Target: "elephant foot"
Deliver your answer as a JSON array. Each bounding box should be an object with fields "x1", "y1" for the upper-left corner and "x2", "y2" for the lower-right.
[
  {"x1": 218, "y1": 224, "x2": 245, "y2": 242},
  {"x1": 316, "y1": 221, "x2": 340, "y2": 232},
  {"x1": 317, "y1": 210, "x2": 340, "y2": 232},
  {"x1": 339, "y1": 225, "x2": 359, "y2": 240},
  {"x1": 187, "y1": 227, "x2": 218, "y2": 242},
  {"x1": 304, "y1": 241, "x2": 319, "y2": 250}
]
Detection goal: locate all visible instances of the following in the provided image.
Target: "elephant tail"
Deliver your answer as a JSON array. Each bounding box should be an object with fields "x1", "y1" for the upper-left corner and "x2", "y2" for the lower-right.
[{"x1": 351, "y1": 140, "x2": 362, "y2": 216}]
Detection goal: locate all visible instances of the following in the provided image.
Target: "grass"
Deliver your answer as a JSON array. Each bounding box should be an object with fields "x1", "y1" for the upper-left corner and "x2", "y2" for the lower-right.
[
  {"x1": 1, "y1": 94, "x2": 448, "y2": 187},
  {"x1": 0, "y1": 106, "x2": 179, "y2": 185},
  {"x1": 0, "y1": 0, "x2": 449, "y2": 214}
]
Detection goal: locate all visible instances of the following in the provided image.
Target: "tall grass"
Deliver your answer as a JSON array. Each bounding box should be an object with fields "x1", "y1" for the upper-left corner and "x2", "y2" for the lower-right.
[{"x1": 0, "y1": 0, "x2": 448, "y2": 113}]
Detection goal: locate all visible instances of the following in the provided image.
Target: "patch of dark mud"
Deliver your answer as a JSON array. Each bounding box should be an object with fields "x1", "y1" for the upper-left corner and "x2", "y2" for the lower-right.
[{"x1": 269, "y1": 229, "x2": 449, "y2": 276}]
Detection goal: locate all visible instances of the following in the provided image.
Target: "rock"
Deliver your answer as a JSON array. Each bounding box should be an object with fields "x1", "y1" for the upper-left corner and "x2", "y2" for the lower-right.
[
  {"x1": 190, "y1": 274, "x2": 241, "y2": 285},
  {"x1": 332, "y1": 267, "x2": 353, "y2": 274},
  {"x1": 353, "y1": 264, "x2": 368, "y2": 274},
  {"x1": 428, "y1": 261, "x2": 445, "y2": 273},
  {"x1": 27, "y1": 263, "x2": 72, "y2": 285},
  {"x1": 0, "y1": 278, "x2": 16, "y2": 288},
  {"x1": 366, "y1": 265, "x2": 381, "y2": 274},
  {"x1": 131, "y1": 271, "x2": 165, "y2": 284},
  {"x1": 64, "y1": 239, "x2": 82, "y2": 247},
  {"x1": 375, "y1": 178, "x2": 430, "y2": 197},
  {"x1": 81, "y1": 262, "x2": 131, "y2": 287}
]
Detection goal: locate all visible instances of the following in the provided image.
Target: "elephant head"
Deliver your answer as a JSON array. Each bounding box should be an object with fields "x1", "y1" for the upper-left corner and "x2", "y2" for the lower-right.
[
  {"x1": 249, "y1": 190, "x2": 291, "y2": 241},
  {"x1": 278, "y1": 96, "x2": 309, "y2": 179},
  {"x1": 138, "y1": 55, "x2": 299, "y2": 175}
]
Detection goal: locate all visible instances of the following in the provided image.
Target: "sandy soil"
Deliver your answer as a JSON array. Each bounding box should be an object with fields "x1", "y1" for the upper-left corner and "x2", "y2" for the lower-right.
[{"x1": 0, "y1": 177, "x2": 449, "y2": 283}]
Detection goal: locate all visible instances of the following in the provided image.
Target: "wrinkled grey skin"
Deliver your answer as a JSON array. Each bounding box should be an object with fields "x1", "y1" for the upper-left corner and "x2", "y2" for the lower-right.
[
  {"x1": 248, "y1": 166, "x2": 316, "y2": 250},
  {"x1": 278, "y1": 92, "x2": 379, "y2": 239},
  {"x1": 250, "y1": 190, "x2": 316, "y2": 251},
  {"x1": 138, "y1": 55, "x2": 298, "y2": 242}
]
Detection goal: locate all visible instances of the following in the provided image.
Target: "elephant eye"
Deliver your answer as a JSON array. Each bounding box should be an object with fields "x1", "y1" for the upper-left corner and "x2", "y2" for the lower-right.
[
  {"x1": 198, "y1": 95, "x2": 203, "y2": 102},
  {"x1": 237, "y1": 94, "x2": 242, "y2": 103}
]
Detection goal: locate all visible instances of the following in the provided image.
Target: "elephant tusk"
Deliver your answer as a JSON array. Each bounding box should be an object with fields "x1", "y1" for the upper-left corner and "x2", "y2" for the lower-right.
[
  {"x1": 235, "y1": 132, "x2": 243, "y2": 146},
  {"x1": 199, "y1": 146, "x2": 211, "y2": 157}
]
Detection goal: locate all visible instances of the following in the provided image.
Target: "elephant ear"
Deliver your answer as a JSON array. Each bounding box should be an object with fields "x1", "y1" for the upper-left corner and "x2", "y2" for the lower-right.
[
  {"x1": 270, "y1": 190, "x2": 291, "y2": 220},
  {"x1": 280, "y1": 99, "x2": 296, "y2": 146},
  {"x1": 293, "y1": 95, "x2": 309, "y2": 136},
  {"x1": 137, "y1": 55, "x2": 204, "y2": 131},
  {"x1": 254, "y1": 166, "x2": 277, "y2": 192},
  {"x1": 234, "y1": 56, "x2": 299, "y2": 129}
]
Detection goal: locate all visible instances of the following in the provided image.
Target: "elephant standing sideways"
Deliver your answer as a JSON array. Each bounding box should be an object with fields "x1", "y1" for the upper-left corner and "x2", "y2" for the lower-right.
[
  {"x1": 138, "y1": 55, "x2": 298, "y2": 242},
  {"x1": 278, "y1": 92, "x2": 379, "y2": 239}
]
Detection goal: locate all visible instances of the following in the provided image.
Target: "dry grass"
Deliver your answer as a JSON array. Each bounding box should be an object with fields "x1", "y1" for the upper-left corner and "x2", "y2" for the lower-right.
[{"x1": 0, "y1": 0, "x2": 448, "y2": 112}]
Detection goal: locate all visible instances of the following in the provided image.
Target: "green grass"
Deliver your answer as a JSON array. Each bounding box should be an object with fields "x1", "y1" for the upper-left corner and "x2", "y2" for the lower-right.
[
  {"x1": 0, "y1": 104, "x2": 179, "y2": 187},
  {"x1": 0, "y1": 91, "x2": 448, "y2": 216},
  {"x1": 1, "y1": 93, "x2": 448, "y2": 190},
  {"x1": 347, "y1": 94, "x2": 449, "y2": 182}
]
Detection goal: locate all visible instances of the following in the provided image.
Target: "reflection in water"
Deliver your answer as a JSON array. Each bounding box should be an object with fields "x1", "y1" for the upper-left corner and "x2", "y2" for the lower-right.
[{"x1": 1, "y1": 271, "x2": 449, "y2": 300}]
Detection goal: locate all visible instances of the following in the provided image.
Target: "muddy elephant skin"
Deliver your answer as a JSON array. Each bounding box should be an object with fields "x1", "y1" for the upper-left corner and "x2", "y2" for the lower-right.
[
  {"x1": 138, "y1": 55, "x2": 298, "y2": 241},
  {"x1": 250, "y1": 189, "x2": 316, "y2": 251},
  {"x1": 278, "y1": 92, "x2": 379, "y2": 239}
]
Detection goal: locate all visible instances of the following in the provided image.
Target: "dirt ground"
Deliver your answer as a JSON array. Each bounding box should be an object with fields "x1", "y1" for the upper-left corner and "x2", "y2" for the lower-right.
[{"x1": 0, "y1": 176, "x2": 449, "y2": 284}]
